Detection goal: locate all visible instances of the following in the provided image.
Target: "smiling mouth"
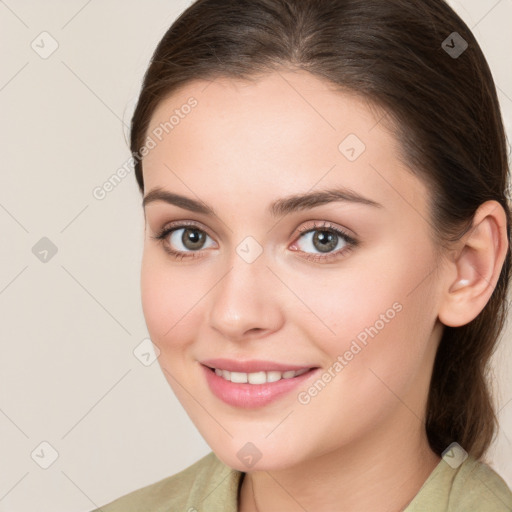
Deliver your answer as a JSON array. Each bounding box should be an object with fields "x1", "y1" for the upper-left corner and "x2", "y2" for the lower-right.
[{"x1": 204, "y1": 365, "x2": 316, "y2": 385}]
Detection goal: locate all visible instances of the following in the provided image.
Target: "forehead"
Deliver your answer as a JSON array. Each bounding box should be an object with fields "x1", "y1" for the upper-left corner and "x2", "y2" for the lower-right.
[
  {"x1": 142, "y1": 70, "x2": 428, "y2": 217},
  {"x1": 146, "y1": 70, "x2": 383, "y2": 150}
]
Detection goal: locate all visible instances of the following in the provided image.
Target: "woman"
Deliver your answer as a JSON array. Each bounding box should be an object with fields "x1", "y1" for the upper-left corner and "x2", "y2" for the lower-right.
[{"x1": 93, "y1": 0, "x2": 512, "y2": 510}]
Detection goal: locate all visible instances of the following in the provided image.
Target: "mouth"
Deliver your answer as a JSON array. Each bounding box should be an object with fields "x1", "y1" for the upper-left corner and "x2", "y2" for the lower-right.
[
  {"x1": 200, "y1": 359, "x2": 321, "y2": 408},
  {"x1": 203, "y1": 365, "x2": 313, "y2": 384}
]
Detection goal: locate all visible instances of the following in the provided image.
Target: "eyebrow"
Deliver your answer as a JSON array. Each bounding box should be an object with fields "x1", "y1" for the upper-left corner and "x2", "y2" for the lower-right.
[{"x1": 142, "y1": 186, "x2": 383, "y2": 217}]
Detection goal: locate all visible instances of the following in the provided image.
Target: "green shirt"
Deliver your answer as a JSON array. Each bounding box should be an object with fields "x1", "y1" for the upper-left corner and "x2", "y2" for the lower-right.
[{"x1": 91, "y1": 451, "x2": 512, "y2": 511}]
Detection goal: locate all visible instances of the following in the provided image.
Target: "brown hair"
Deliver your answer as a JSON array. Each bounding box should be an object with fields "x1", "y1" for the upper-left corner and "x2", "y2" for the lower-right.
[{"x1": 130, "y1": 0, "x2": 511, "y2": 459}]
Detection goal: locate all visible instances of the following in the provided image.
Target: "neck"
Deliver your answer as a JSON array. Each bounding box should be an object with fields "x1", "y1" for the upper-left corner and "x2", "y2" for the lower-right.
[{"x1": 238, "y1": 412, "x2": 440, "y2": 512}]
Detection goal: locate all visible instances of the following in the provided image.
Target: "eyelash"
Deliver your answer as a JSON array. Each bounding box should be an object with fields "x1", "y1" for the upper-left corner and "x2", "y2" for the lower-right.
[{"x1": 151, "y1": 220, "x2": 359, "y2": 263}]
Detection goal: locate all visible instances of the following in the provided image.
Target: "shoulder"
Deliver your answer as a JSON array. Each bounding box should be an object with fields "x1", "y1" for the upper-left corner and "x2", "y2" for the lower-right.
[
  {"x1": 90, "y1": 451, "x2": 242, "y2": 512},
  {"x1": 448, "y1": 456, "x2": 512, "y2": 511},
  {"x1": 407, "y1": 454, "x2": 512, "y2": 512}
]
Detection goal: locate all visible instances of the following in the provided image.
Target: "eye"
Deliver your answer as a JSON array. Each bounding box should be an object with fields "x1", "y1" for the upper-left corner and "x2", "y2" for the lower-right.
[
  {"x1": 291, "y1": 221, "x2": 358, "y2": 262},
  {"x1": 151, "y1": 222, "x2": 215, "y2": 260},
  {"x1": 168, "y1": 227, "x2": 215, "y2": 251},
  {"x1": 151, "y1": 220, "x2": 358, "y2": 263}
]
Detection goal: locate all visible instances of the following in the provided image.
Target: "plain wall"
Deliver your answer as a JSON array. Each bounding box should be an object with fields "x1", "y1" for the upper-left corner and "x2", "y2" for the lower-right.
[{"x1": 0, "y1": 1, "x2": 511, "y2": 510}]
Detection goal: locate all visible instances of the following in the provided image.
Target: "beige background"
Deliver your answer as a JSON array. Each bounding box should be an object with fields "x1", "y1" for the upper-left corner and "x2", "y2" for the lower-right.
[{"x1": 0, "y1": 1, "x2": 511, "y2": 510}]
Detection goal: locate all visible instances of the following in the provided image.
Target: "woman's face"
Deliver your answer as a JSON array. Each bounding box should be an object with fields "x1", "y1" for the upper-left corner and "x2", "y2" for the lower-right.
[{"x1": 141, "y1": 70, "x2": 446, "y2": 471}]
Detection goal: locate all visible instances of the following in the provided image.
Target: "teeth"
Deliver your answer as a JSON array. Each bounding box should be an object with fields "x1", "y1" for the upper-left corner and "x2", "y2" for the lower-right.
[
  {"x1": 248, "y1": 371, "x2": 266, "y2": 384},
  {"x1": 267, "y1": 371, "x2": 282, "y2": 383},
  {"x1": 212, "y1": 367, "x2": 310, "y2": 384},
  {"x1": 230, "y1": 371, "x2": 248, "y2": 383}
]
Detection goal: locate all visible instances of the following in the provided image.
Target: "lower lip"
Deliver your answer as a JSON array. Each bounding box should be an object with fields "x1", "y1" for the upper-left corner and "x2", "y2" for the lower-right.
[{"x1": 201, "y1": 364, "x2": 319, "y2": 408}]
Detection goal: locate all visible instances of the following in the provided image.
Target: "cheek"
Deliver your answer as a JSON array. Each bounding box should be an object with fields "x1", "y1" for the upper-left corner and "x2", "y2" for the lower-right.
[
  {"x1": 285, "y1": 259, "x2": 416, "y2": 350},
  {"x1": 140, "y1": 251, "x2": 167, "y2": 338},
  {"x1": 291, "y1": 294, "x2": 434, "y2": 450},
  {"x1": 140, "y1": 249, "x2": 201, "y2": 348},
  {"x1": 294, "y1": 239, "x2": 438, "y2": 385}
]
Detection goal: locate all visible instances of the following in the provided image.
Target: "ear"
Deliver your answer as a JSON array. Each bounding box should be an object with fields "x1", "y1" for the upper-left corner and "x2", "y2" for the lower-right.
[{"x1": 438, "y1": 200, "x2": 509, "y2": 327}]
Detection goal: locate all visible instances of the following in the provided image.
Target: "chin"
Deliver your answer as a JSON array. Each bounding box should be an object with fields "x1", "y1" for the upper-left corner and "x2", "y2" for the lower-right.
[{"x1": 205, "y1": 436, "x2": 309, "y2": 473}]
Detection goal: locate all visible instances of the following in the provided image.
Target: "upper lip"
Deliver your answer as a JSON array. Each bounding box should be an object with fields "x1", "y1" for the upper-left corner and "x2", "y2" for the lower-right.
[{"x1": 201, "y1": 358, "x2": 318, "y2": 373}]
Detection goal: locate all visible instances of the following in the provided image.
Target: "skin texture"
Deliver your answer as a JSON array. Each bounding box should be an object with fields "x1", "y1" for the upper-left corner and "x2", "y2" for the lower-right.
[{"x1": 140, "y1": 70, "x2": 508, "y2": 511}]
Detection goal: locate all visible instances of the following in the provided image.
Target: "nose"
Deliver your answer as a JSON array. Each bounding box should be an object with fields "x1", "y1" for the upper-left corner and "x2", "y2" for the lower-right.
[{"x1": 207, "y1": 250, "x2": 285, "y2": 340}]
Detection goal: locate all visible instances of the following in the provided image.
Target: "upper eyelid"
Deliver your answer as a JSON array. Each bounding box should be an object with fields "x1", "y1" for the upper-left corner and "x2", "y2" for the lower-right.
[
  {"x1": 159, "y1": 220, "x2": 213, "y2": 236},
  {"x1": 159, "y1": 219, "x2": 351, "y2": 234}
]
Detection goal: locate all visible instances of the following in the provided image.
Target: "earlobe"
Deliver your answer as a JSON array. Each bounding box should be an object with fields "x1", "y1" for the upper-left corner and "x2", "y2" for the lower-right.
[{"x1": 438, "y1": 200, "x2": 509, "y2": 328}]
